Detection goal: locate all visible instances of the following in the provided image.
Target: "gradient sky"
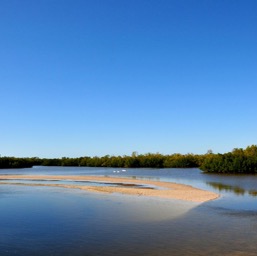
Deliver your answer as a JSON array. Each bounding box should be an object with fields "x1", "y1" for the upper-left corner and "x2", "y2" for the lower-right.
[{"x1": 1, "y1": 0, "x2": 256, "y2": 158}]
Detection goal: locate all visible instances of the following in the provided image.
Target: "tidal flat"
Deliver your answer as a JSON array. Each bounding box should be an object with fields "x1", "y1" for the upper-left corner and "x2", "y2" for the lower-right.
[
  {"x1": 0, "y1": 167, "x2": 257, "y2": 256},
  {"x1": 0, "y1": 174, "x2": 219, "y2": 203}
]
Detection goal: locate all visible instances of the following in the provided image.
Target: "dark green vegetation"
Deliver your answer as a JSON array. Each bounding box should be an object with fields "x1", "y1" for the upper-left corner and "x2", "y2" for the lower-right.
[
  {"x1": 200, "y1": 145, "x2": 257, "y2": 174},
  {"x1": 0, "y1": 153, "x2": 201, "y2": 169},
  {"x1": 0, "y1": 157, "x2": 40, "y2": 169},
  {"x1": 1, "y1": 145, "x2": 257, "y2": 174}
]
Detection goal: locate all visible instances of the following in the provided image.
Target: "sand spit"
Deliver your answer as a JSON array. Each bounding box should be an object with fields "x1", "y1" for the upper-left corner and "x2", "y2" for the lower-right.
[{"x1": 0, "y1": 175, "x2": 219, "y2": 203}]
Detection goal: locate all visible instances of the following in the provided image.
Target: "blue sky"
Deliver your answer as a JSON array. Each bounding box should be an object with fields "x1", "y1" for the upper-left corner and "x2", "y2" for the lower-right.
[{"x1": 1, "y1": 0, "x2": 256, "y2": 158}]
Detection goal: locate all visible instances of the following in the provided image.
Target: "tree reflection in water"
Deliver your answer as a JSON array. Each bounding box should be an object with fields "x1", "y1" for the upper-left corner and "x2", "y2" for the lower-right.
[{"x1": 206, "y1": 182, "x2": 257, "y2": 197}]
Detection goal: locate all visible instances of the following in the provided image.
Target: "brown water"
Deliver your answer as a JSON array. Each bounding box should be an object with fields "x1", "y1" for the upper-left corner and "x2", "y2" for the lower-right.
[{"x1": 0, "y1": 167, "x2": 257, "y2": 255}]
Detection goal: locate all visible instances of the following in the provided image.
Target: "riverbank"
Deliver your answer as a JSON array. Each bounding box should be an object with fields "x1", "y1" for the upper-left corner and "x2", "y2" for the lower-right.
[{"x1": 0, "y1": 174, "x2": 219, "y2": 203}]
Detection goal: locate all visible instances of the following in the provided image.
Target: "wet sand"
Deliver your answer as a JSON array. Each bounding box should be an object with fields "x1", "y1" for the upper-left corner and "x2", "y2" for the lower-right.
[{"x1": 0, "y1": 175, "x2": 219, "y2": 203}]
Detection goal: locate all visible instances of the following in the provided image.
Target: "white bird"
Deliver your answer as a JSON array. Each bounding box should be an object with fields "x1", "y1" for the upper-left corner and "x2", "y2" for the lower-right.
[{"x1": 122, "y1": 169, "x2": 127, "y2": 172}]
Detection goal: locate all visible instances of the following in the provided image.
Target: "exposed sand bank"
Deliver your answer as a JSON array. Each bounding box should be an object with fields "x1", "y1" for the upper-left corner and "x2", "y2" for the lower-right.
[{"x1": 0, "y1": 175, "x2": 219, "y2": 203}]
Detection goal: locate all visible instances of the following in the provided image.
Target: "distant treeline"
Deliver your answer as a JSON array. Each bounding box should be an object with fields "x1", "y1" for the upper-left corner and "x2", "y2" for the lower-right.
[
  {"x1": 200, "y1": 145, "x2": 257, "y2": 174},
  {"x1": 0, "y1": 153, "x2": 202, "y2": 169},
  {"x1": 0, "y1": 157, "x2": 37, "y2": 169},
  {"x1": 1, "y1": 145, "x2": 257, "y2": 173}
]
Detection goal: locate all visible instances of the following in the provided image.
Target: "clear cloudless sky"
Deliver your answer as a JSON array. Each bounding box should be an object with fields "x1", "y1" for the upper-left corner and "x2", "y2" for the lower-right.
[{"x1": 0, "y1": 0, "x2": 256, "y2": 158}]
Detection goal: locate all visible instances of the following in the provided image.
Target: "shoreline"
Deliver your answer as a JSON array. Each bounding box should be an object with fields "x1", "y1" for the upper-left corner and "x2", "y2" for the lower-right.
[{"x1": 0, "y1": 175, "x2": 219, "y2": 203}]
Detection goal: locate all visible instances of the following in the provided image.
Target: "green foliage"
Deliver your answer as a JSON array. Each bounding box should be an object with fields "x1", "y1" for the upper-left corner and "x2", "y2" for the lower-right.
[
  {"x1": 1, "y1": 145, "x2": 257, "y2": 173},
  {"x1": 200, "y1": 145, "x2": 257, "y2": 174},
  {"x1": 0, "y1": 157, "x2": 36, "y2": 169},
  {"x1": 163, "y1": 154, "x2": 199, "y2": 168},
  {"x1": 41, "y1": 158, "x2": 62, "y2": 166},
  {"x1": 39, "y1": 152, "x2": 200, "y2": 169}
]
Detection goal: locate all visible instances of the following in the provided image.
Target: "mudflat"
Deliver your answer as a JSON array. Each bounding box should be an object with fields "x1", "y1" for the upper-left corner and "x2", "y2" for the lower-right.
[{"x1": 0, "y1": 175, "x2": 219, "y2": 203}]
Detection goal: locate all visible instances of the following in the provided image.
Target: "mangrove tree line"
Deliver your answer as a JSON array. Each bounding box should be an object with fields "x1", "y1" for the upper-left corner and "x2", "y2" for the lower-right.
[{"x1": 1, "y1": 145, "x2": 257, "y2": 173}]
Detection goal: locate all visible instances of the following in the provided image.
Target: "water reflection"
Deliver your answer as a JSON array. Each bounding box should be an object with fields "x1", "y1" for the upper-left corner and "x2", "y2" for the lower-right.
[{"x1": 206, "y1": 182, "x2": 257, "y2": 197}]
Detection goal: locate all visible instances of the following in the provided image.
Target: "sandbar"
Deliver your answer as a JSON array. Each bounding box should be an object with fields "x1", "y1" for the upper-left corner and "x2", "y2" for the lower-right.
[{"x1": 0, "y1": 175, "x2": 219, "y2": 203}]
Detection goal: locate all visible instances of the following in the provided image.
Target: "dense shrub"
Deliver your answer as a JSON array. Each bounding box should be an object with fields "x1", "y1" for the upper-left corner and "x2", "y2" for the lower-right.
[{"x1": 200, "y1": 145, "x2": 257, "y2": 174}]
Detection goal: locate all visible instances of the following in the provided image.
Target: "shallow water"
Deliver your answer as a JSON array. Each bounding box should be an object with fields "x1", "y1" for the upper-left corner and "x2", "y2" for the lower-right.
[
  {"x1": 0, "y1": 167, "x2": 257, "y2": 255},
  {"x1": 0, "y1": 178, "x2": 156, "y2": 189}
]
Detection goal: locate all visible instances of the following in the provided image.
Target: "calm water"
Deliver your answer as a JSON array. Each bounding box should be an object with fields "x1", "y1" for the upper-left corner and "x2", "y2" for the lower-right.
[{"x1": 1, "y1": 167, "x2": 257, "y2": 256}]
